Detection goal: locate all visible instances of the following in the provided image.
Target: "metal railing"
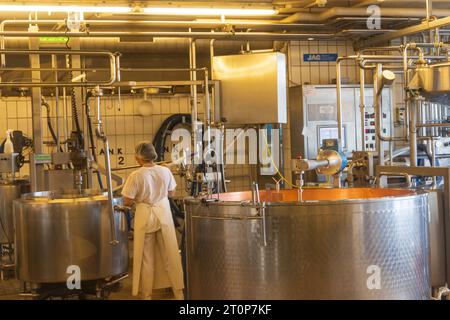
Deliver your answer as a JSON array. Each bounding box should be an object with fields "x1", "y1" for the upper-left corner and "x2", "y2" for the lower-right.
[{"x1": 0, "y1": 49, "x2": 117, "y2": 87}]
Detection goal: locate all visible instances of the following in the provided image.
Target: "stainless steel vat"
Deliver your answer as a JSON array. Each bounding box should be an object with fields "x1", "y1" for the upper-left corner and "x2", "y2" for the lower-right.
[
  {"x1": 410, "y1": 62, "x2": 450, "y2": 102},
  {"x1": 185, "y1": 188, "x2": 430, "y2": 300},
  {"x1": 14, "y1": 189, "x2": 128, "y2": 283},
  {"x1": 0, "y1": 180, "x2": 29, "y2": 244}
]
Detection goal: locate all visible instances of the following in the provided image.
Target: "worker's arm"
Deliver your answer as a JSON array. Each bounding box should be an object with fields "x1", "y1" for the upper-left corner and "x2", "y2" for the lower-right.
[
  {"x1": 122, "y1": 173, "x2": 138, "y2": 206},
  {"x1": 123, "y1": 196, "x2": 135, "y2": 207},
  {"x1": 168, "y1": 189, "x2": 176, "y2": 198},
  {"x1": 167, "y1": 166, "x2": 177, "y2": 198}
]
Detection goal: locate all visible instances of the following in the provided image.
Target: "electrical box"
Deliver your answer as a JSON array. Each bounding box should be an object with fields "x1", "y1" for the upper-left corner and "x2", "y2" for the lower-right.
[
  {"x1": 0, "y1": 153, "x2": 18, "y2": 174},
  {"x1": 213, "y1": 52, "x2": 287, "y2": 124}
]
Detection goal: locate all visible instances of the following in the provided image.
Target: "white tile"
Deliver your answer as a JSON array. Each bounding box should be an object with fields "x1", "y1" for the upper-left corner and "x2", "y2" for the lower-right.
[
  {"x1": 115, "y1": 116, "x2": 126, "y2": 135},
  {"x1": 17, "y1": 100, "x2": 28, "y2": 118},
  {"x1": 6, "y1": 100, "x2": 17, "y2": 118},
  {"x1": 133, "y1": 116, "x2": 144, "y2": 134},
  {"x1": 161, "y1": 98, "x2": 171, "y2": 115}
]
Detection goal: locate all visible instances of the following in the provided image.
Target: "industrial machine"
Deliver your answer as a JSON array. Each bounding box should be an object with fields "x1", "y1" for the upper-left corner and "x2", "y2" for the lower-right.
[
  {"x1": 292, "y1": 138, "x2": 347, "y2": 188},
  {"x1": 0, "y1": 131, "x2": 31, "y2": 280},
  {"x1": 14, "y1": 190, "x2": 128, "y2": 299},
  {"x1": 289, "y1": 84, "x2": 393, "y2": 160},
  {"x1": 185, "y1": 188, "x2": 430, "y2": 299},
  {"x1": 0, "y1": 47, "x2": 131, "y2": 298}
]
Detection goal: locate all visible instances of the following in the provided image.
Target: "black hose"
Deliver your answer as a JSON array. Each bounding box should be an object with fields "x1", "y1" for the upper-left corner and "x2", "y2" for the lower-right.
[
  {"x1": 152, "y1": 113, "x2": 192, "y2": 162},
  {"x1": 41, "y1": 100, "x2": 63, "y2": 153},
  {"x1": 85, "y1": 92, "x2": 104, "y2": 189},
  {"x1": 67, "y1": 56, "x2": 84, "y2": 149}
]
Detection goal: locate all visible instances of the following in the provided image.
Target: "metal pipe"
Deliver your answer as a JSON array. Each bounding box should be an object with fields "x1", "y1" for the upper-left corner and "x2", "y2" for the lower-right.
[
  {"x1": 358, "y1": 16, "x2": 450, "y2": 48},
  {"x1": 282, "y1": 6, "x2": 450, "y2": 23},
  {"x1": 410, "y1": 99, "x2": 418, "y2": 166},
  {"x1": 51, "y1": 54, "x2": 60, "y2": 152},
  {"x1": 359, "y1": 67, "x2": 365, "y2": 151},
  {"x1": 0, "y1": 49, "x2": 116, "y2": 87},
  {"x1": 0, "y1": 30, "x2": 338, "y2": 41},
  {"x1": 416, "y1": 123, "x2": 450, "y2": 128},
  {"x1": 204, "y1": 68, "x2": 211, "y2": 145},
  {"x1": 376, "y1": 172, "x2": 412, "y2": 188},
  {"x1": 93, "y1": 88, "x2": 118, "y2": 246},
  {"x1": 336, "y1": 59, "x2": 343, "y2": 141},
  {"x1": 189, "y1": 37, "x2": 199, "y2": 165},
  {"x1": 374, "y1": 64, "x2": 384, "y2": 165}
]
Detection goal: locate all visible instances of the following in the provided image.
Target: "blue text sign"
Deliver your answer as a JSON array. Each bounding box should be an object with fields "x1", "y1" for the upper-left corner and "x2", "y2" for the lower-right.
[{"x1": 303, "y1": 53, "x2": 338, "y2": 62}]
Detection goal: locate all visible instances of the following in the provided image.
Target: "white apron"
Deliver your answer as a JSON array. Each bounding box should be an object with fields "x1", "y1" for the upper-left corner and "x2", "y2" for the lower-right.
[{"x1": 132, "y1": 197, "x2": 184, "y2": 296}]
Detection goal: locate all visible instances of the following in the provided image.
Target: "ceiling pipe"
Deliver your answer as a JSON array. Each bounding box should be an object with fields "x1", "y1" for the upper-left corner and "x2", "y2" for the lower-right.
[
  {"x1": 357, "y1": 15, "x2": 450, "y2": 48},
  {"x1": 0, "y1": 19, "x2": 320, "y2": 30},
  {"x1": 353, "y1": 0, "x2": 449, "y2": 7},
  {"x1": 281, "y1": 7, "x2": 450, "y2": 23},
  {"x1": 0, "y1": 30, "x2": 341, "y2": 41}
]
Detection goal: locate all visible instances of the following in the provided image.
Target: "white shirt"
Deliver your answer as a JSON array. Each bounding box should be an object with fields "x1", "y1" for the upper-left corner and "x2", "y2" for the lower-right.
[{"x1": 122, "y1": 165, "x2": 177, "y2": 205}]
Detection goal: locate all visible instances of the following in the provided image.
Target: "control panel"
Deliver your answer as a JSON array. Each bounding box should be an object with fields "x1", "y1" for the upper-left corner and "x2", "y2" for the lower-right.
[{"x1": 363, "y1": 105, "x2": 388, "y2": 151}]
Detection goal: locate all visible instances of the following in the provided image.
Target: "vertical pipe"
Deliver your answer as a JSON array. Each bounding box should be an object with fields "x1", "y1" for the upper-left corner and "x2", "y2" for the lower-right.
[
  {"x1": 359, "y1": 67, "x2": 366, "y2": 151},
  {"x1": 52, "y1": 54, "x2": 60, "y2": 152},
  {"x1": 204, "y1": 69, "x2": 211, "y2": 145},
  {"x1": 374, "y1": 63, "x2": 384, "y2": 165},
  {"x1": 336, "y1": 60, "x2": 342, "y2": 141},
  {"x1": 62, "y1": 87, "x2": 68, "y2": 152},
  {"x1": 189, "y1": 37, "x2": 199, "y2": 164},
  {"x1": 410, "y1": 99, "x2": 418, "y2": 166},
  {"x1": 94, "y1": 90, "x2": 117, "y2": 245},
  {"x1": 29, "y1": 37, "x2": 45, "y2": 192}
]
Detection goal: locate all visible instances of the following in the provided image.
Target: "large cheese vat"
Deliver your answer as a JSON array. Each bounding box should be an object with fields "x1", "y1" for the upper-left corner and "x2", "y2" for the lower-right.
[
  {"x1": 185, "y1": 188, "x2": 430, "y2": 300},
  {"x1": 14, "y1": 190, "x2": 128, "y2": 283},
  {"x1": 0, "y1": 180, "x2": 29, "y2": 244}
]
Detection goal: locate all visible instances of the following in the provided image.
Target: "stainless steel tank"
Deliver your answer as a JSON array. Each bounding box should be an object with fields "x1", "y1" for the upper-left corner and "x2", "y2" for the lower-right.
[
  {"x1": 14, "y1": 189, "x2": 128, "y2": 283},
  {"x1": 0, "y1": 180, "x2": 29, "y2": 244},
  {"x1": 185, "y1": 188, "x2": 430, "y2": 300}
]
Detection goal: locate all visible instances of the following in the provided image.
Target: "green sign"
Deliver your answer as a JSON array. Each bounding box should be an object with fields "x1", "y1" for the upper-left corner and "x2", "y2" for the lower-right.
[
  {"x1": 34, "y1": 153, "x2": 52, "y2": 164},
  {"x1": 39, "y1": 37, "x2": 69, "y2": 43}
]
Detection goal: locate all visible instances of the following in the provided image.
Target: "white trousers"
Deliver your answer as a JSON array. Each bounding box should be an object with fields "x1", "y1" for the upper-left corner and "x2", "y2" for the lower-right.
[{"x1": 140, "y1": 231, "x2": 184, "y2": 300}]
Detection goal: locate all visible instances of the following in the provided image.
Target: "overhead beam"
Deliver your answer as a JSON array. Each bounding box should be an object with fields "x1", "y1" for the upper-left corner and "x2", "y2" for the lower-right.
[{"x1": 356, "y1": 15, "x2": 450, "y2": 48}]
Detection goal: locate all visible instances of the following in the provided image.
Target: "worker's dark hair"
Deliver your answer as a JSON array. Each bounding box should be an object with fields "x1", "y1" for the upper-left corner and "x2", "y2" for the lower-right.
[{"x1": 135, "y1": 141, "x2": 158, "y2": 163}]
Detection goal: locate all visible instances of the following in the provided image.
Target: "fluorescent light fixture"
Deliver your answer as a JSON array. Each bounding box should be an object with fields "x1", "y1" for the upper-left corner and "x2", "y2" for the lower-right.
[
  {"x1": 0, "y1": 5, "x2": 131, "y2": 13},
  {"x1": 143, "y1": 7, "x2": 277, "y2": 16},
  {"x1": 0, "y1": 4, "x2": 277, "y2": 16}
]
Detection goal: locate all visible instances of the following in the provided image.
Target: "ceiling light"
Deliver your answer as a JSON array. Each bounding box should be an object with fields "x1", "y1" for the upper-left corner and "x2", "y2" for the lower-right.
[
  {"x1": 0, "y1": 4, "x2": 276, "y2": 16},
  {"x1": 143, "y1": 7, "x2": 277, "y2": 16},
  {"x1": 0, "y1": 5, "x2": 132, "y2": 13}
]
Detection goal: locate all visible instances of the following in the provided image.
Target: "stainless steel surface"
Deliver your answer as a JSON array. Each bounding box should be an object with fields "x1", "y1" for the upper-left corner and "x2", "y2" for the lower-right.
[
  {"x1": 213, "y1": 52, "x2": 287, "y2": 124},
  {"x1": 0, "y1": 153, "x2": 18, "y2": 174},
  {"x1": 411, "y1": 62, "x2": 450, "y2": 95},
  {"x1": 316, "y1": 149, "x2": 342, "y2": 175},
  {"x1": 44, "y1": 169, "x2": 78, "y2": 191},
  {"x1": 0, "y1": 180, "x2": 29, "y2": 244},
  {"x1": 428, "y1": 190, "x2": 446, "y2": 288},
  {"x1": 376, "y1": 165, "x2": 450, "y2": 286},
  {"x1": 185, "y1": 188, "x2": 430, "y2": 300},
  {"x1": 14, "y1": 190, "x2": 128, "y2": 283}
]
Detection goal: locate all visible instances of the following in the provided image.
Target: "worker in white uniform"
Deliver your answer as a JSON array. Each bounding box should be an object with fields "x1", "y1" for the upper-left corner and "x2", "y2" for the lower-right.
[{"x1": 122, "y1": 141, "x2": 184, "y2": 300}]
